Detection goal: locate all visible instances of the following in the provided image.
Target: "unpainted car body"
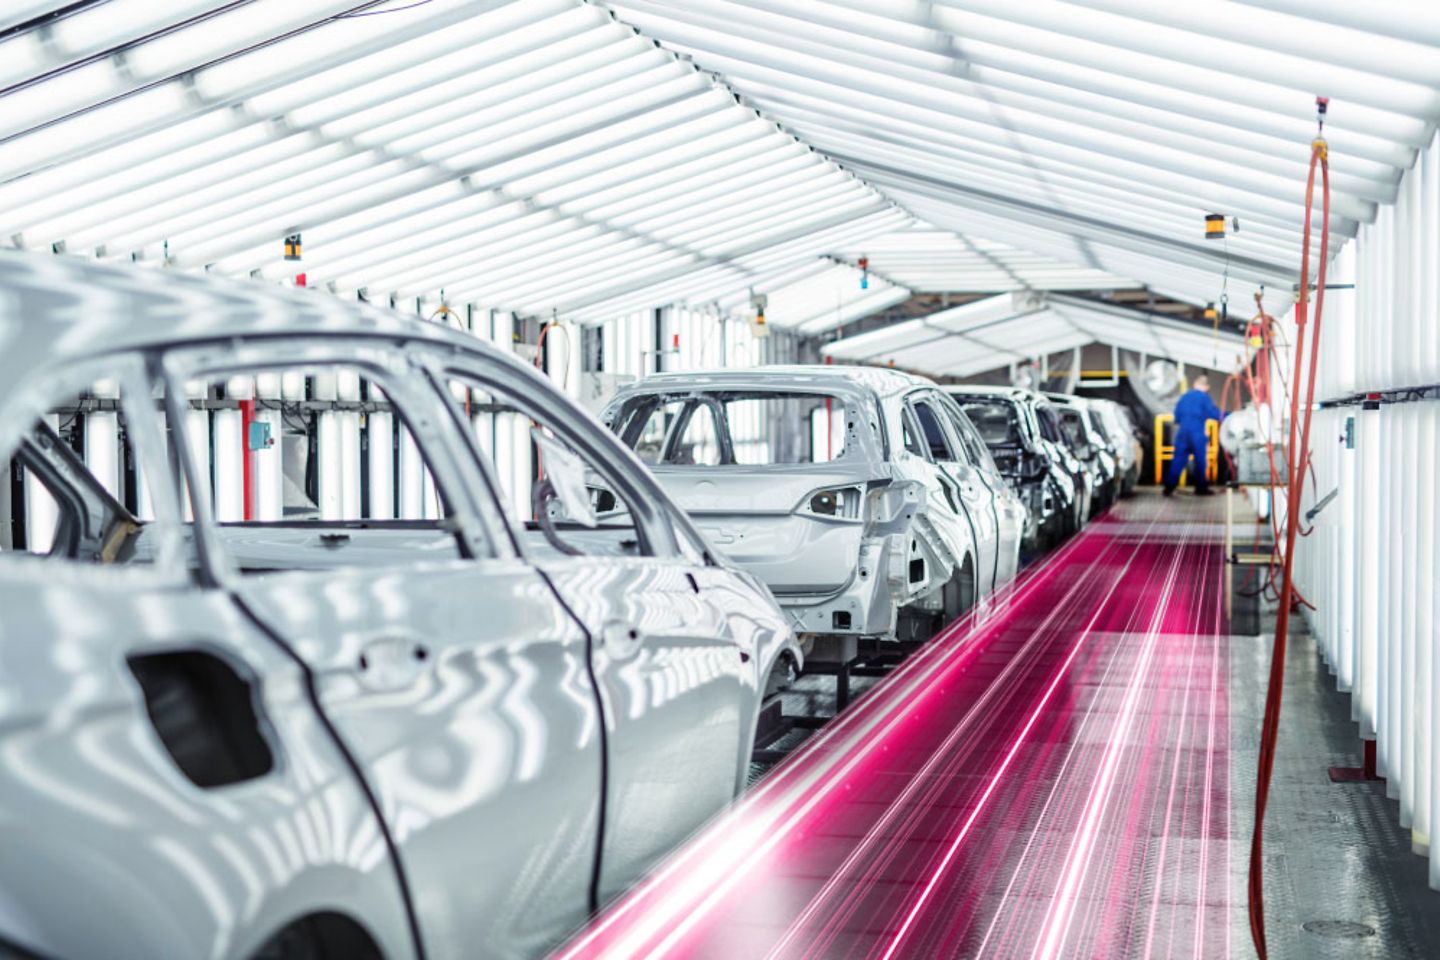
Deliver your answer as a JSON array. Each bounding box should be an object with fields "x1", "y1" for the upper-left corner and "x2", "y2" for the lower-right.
[
  {"x1": 946, "y1": 385, "x2": 1083, "y2": 551},
  {"x1": 0, "y1": 253, "x2": 794, "y2": 960},
  {"x1": 1047, "y1": 393, "x2": 1121, "y2": 514},
  {"x1": 1089, "y1": 398, "x2": 1144, "y2": 494},
  {"x1": 604, "y1": 367, "x2": 1024, "y2": 649}
]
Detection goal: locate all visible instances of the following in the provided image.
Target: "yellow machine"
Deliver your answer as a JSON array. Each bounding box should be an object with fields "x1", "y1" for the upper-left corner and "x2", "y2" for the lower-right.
[{"x1": 1153, "y1": 414, "x2": 1219, "y2": 485}]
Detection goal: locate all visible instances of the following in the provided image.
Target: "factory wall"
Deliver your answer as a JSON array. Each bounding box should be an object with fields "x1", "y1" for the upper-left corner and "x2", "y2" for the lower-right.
[{"x1": 1295, "y1": 129, "x2": 1440, "y2": 889}]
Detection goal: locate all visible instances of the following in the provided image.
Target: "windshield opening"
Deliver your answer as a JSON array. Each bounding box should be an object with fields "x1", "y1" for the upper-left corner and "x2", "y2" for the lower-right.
[{"x1": 613, "y1": 390, "x2": 854, "y2": 466}]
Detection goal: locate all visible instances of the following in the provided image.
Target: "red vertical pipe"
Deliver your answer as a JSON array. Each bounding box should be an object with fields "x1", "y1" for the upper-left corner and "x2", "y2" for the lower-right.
[{"x1": 239, "y1": 399, "x2": 255, "y2": 521}]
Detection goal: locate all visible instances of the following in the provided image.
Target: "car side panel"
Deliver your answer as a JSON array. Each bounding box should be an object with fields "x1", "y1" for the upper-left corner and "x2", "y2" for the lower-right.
[
  {"x1": 0, "y1": 562, "x2": 414, "y2": 960},
  {"x1": 235, "y1": 560, "x2": 601, "y2": 960},
  {"x1": 538, "y1": 557, "x2": 752, "y2": 905}
]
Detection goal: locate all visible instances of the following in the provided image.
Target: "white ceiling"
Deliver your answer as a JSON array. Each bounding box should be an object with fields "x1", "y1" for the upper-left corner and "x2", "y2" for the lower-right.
[
  {"x1": 2, "y1": 0, "x2": 1437, "y2": 372},
  {"x1": 821, "y1": 292, "x2": 1249, "y2": 376},
  {"x1": 601, "y1": 0, "x2": 1440, "y2": 317}
]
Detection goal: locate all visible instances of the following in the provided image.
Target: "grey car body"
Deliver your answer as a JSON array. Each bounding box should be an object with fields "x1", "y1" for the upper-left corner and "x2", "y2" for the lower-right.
[
  {"x1": 1046, "y1": 393, "x2": 1121, "y2": 513},
  {"x1": 603, "y1": 367, "x2": 1024, "y2": 648},
  {"x1": 946, "y1": 385, "x2": 1084, "y2": 551},
  {"x1": 1088, "y1": 398, "x2": 1144, "y2": 494},
  {"x1": 0, "y1": 252, "x2": 793, "y2": 960}
]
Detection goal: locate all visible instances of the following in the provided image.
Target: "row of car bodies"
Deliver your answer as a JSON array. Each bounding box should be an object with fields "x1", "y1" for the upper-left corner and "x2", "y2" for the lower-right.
[
  {"x1": 947, "y1": 386, "x2": 1143, "y2": 552},
  {"x1": 0, "y1": 254, "x2": 1149, "y2": 960},
  {"x1": 0, "y1": 254, "x2": 794, "y2": 960},
  {"x1": 602, "y1": 367, "x2": 1026, "y2": 650},
  {"x1": 599, "y1": 370, "x2": 1147, "y2": 660}
]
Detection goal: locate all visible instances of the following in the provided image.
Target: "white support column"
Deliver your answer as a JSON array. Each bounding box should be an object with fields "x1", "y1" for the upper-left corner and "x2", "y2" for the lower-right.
[
  {"x1": 338, "y1": 370, "x2": 361, "y2": 520},
  {"x1": 399, "y1": 423, "x2": 424, "y2": 521},
  {"x1": 314, "y1": 370, "x2": 341, "y2": 521},
  {"x1": 1355, "y1": 401, "x2": 1380, "y2": 739},
  {"x1": 85, "y1": 379, "x2": 120, "y2": 500},
  {"x1": 1385, "y1": 408, "x2": 1403, "y2": 796},
  {"x1": 1337, "y1": 410, "x2": 1357, "y2": 692},
  {"x1": 24, "y1": 413, "x2": 59, "y2": 552},
  {"x1": 367, "y1": 408, "x2": 395, "y2": 521},
  {"x1": 255, "y1": 373, "x2": 284, "y2": 522},
  {"x1": 213, "y1": 376, "x2": 248, "y2": 523},
  {"x1": 183, "y1": 380, "x2": 210, "y2": 522},
  {"x1": 1401, "y1": 403, "x2": 1418, "y2": 824}
]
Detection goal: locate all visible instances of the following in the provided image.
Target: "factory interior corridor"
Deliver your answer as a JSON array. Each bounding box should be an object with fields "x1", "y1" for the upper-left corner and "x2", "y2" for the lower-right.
[{"x1": 559, "y1": 491, "x2": 1440, "y2": 960}]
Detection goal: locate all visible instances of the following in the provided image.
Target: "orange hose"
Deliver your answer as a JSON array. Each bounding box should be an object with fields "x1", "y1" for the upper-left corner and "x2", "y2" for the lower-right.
[{"x1": 1249, "y1": 137, "x2": 1329, "y2": 959}]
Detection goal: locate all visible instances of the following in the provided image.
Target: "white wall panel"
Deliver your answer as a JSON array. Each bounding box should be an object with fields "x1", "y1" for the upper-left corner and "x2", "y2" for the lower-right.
[{"x1": 1303, "y1": 129, "x2": 1440, "y2": 886}]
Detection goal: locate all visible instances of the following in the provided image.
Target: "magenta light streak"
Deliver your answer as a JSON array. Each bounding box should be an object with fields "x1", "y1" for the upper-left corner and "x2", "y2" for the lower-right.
[
  {"x1": 553, "y1": 499, "x2": 1233, "y2": 960},
  {"x1": 878, "y1": 520, "x2": 1158, "y2": 960},
  {"x1": 1033, "y1": 527, "x2": 1187, "y2": 959},
  {"x1": 555, "y1": 529, "x2": 1101, "y2": 960}
]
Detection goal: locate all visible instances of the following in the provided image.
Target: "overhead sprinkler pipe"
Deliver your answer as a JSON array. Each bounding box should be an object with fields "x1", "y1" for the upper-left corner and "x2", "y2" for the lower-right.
[{"x1": 1249, "y1": 99, "x2": 1331, "y2": 960}]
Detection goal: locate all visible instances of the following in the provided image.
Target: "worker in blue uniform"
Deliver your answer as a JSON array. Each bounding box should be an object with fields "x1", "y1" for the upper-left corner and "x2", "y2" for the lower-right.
[{"x1": 1164, "y1": 374, "x2": 1222, "y2": 497}]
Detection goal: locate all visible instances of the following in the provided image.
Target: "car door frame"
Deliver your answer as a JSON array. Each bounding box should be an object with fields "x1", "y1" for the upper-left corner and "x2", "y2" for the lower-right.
[
  {"x1": 934, "y1": 393, "x2": 1020, "y2": 589},
  {"x1": 905, "y1": 389, "x2": 996, "y2": 596},
  {"x1": 158, "y1": 334, "x2": 612, "y2": 959},
  {"x1": 0, "y1": 349, "x2": 421, "y2": 960},
  {"x1": 415, "y1": 350, "x2": 765, "y2": 904}
]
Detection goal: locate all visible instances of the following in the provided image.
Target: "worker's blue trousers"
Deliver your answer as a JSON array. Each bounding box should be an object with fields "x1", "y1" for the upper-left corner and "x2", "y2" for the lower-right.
[{"x1": 1166, "y1": 428, "x2": 1210, "y2": 490}]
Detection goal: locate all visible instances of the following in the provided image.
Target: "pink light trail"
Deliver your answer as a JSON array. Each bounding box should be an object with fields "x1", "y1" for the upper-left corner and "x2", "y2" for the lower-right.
[{"x1": 555, "y1": 495, "x2": 1233, "y2": 960}]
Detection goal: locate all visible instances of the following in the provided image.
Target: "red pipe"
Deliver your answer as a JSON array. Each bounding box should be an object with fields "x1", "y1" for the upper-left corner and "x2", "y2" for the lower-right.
[
  {"x1": 1249, "y1": 134, "x2": 1329, "y2": 960},
  {"x1": 240, "y1": 399, "x2": 255, "y2": 521}
]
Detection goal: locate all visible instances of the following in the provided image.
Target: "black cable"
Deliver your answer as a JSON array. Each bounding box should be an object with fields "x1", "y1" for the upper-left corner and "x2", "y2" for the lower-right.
[
  {"x1": 333, "y1": 0, "x2": 439, "y2": 17},
  {"x1": 229, "y1": 594, "x2": 429, "y2": 960},
  {"x1": 531, "y1": 566, "x2": 610, "y2": 916}
]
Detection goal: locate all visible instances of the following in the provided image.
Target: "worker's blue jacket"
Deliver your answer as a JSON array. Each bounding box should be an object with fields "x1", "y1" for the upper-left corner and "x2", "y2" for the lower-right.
[{"x1": 1173, "y1": 388, "x2": 1222, "y2": 440}]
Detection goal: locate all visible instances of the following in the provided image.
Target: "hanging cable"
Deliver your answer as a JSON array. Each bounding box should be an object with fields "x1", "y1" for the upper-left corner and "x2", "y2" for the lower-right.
[
  {"x1": 1249, "y1": 97, "x2": 1331, "y2": 960},
  {"x1": 534, "y1": 319, "x2": 574, "y2": 393}
]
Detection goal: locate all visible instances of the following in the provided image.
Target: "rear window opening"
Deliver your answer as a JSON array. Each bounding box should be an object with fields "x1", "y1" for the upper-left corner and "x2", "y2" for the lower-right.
[
  {"x1": 611, "y1": 390, "x2": 855, "y2": 466},
  {"x1": 956, "y1": 399, "x2": 1024, "y2": 447}
]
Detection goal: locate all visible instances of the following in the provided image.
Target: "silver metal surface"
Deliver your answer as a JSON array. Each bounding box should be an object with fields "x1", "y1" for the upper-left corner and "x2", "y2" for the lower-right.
[
  {"x1": 603, "y1": 366, "x2": 1024, "y2": 643},
  {"x1": 946, "y1": 384, "x2": 1089, "y2": 549},
  {"x1": 0, "y1": 251, "x2": 792, "y2": 959}
]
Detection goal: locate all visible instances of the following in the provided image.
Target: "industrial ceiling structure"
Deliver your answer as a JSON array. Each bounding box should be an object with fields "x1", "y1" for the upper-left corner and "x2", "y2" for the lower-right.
[
  {"x1": 3, "y1": 0, "x2": 1439, "y2": 374},
  {"x1": 820, "y1": 291, "x2": 1245, "y2": 378}
]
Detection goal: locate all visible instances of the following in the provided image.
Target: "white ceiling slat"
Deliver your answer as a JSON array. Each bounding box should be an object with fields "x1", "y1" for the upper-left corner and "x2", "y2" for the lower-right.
[
  {"x1": 819, "y1": 292, "x2": 1247, "y2": 377},
  {"x1": 0, "y1": 0, "x2": 899, "y2": 318},
  {"x1": 1, "y1": 0, "x2": 1433, "y2": 380}
]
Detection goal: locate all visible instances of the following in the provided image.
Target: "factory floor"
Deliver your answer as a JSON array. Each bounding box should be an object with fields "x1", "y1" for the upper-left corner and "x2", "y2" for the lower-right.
[
  {"x1": 1233, "y1": 602, "x2": 1440, "y2": 958},
  {"x1": 559, "y1": 490, "x2": 1440, "y2": 959}
]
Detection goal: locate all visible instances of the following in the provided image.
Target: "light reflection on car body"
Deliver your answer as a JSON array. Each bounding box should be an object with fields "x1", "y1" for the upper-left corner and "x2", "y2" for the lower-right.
[{"x1": 0, "y1": 252, "x2": 794, "y2": 960}]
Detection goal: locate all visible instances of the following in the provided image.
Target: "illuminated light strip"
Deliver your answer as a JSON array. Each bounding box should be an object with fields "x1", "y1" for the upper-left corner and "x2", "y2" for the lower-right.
[
  {"x1": 1138, "y1": 537, "x2": 1217, "y2": 957},
  {"x1": 969, "y1": 520, "x2": 1181, "y2": 957},
  {"x1": 1194, "y1": 559, "x2": 1227, "y2": 960},
  {"x1": 555, "y1": 522, "x2": 1104, "y2": 960},
  {"x1": 1043, "y1": 535, "x2": 1198, "y2": 956},
  {"x1": 1036, "y1": 530, "x2": 1192, "y2": 959},
  {"x1": 1141, "y1": 536, "x2": 1206, "y2": 957},
  {"x1": 634, "y1": 532, "x2": 1131, "y2": 960},
  {"x1": 1031, "y1": 525, "x2": 1190, "y2": 960},
  {"x1": 766, "y1": 531, "x2": 1138, "y2": 960},
  {"x1": 874, "y1": 518, "x2": 1160, "y2": 960},
  {"x1": 970, "y1": 564, "x2": 1156, "y2": 959}
]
